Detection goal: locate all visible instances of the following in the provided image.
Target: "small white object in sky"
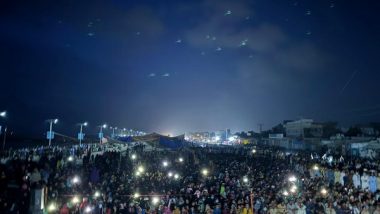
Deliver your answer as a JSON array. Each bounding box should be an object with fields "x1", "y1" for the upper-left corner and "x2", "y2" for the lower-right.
[
  {"x1": 224, "y1": 10, "x2": 232, "y2": 16},
  {"x1": 216, "y1": 47, "x2": 222, "y2": 51},
  {"x1": 239, "y1": 39, "x2": 248, "y2": 47},
  {"x1": 87, "y1": 32, "x2": 95, "y2": 37},
  {"x1": 162, "y1": 73, "x2": 170, "y2": 77},
  {"x1": 148, "y1": 73, "x2": 156, "y2": 77},
  {"x1": 306, "y1": 10, "x2": 311, "y2": 15},
  {"x1": 176, "y1": 39, "x2": 182, "y2": 43}
]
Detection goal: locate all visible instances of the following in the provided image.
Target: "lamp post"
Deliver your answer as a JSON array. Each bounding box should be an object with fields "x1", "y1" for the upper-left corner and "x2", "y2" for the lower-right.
[
  {"x1": 47, "y1": 119, "x2": 58, "y2": 146},
  {"x1": 78, "y1": 122, "x2": 88, "y2": 146},
  {"x1": 99, "y1": 124, "x2": 107, "y2": 144},
  {"x1": 0, "y1": 111, "x2": 6, "y2": 150},
  {"x1": 110, "y1": 126, "x2": 118, "y2": 138}
]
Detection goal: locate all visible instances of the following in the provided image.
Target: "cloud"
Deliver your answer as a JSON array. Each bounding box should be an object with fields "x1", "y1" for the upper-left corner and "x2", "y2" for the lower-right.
[{"x1": 162, "y1": 73, "x2": 170, "y2": 77}]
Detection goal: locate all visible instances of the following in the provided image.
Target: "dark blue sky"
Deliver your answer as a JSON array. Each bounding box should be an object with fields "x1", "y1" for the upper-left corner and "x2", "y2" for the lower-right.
[{"x1": 1, "y1": 0, "x2": 380, "y2": 137}]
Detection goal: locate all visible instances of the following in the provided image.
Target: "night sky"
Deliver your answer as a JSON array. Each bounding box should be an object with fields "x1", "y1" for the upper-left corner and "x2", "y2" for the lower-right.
[{"x1": 1, "y1": 0, "x2": 380, "y2": 137}]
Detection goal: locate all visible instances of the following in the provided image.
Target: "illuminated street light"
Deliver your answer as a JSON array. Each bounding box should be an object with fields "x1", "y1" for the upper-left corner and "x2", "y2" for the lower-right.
[
  {"x1": 168, "y1": 172, "x2": 173, "y2": 177},
  {"x1": 134, "y1": 192, "x2": 140, "y2": 198},
  {"x1": 94, "y1": 191, "x2": 101, "y2": 198},
  {"x1": 137, "y1": 166, "x2": 145, "y2": 173},
  {"x1": 98, "y1": 124, "x2": 107, "y2": 144},
  {"x1": 321, "y1": 188, "x2": 328, "y2": 195},
  {"x1": 174, "y1": 173, "x2": 179, "y2": 180},
  {"x1": 47, "y1": 118, "x2": 58, "y2": 146},
  {"x1": 67, "y1": 156, "x2": 74, "y2": 162},
  {"x1": 283, "y1": 191, "x2": 289, "y2": 196},
  {"x1": 85, "y1": 206, "x2": 92, "y2": 213},
  {"x1": 47, "y1": 203, "x2": 56, "y2": 212},
  {"x1": 288, "y1": 176, "x2": 297, "y2": 182},
  {"x1": 290, "y1": 185, "x2": 297, "y2": 193},
  {"x1": 252, "y1": 149, "x2": 256, "y2": 154},
  {"x1": 0, "y1": 111, "x2": 6, "y2": 117},
  {"x1": 179, "y1": 157, "x2": 184, "y2": 162},
  {"x1": 202, "y1": 169, "x2": 209, "y2": 176},
  {"x1": 78, "y1": 122, "x2": 88, "y2": 146},
  {"x1": 72, "y1": 196, "x2": 80, "y2": 204},
  {"x1": 162, "y1": 161, "x2": 169, "y2": 167},
  {"x1": 313, "y1": 165, "x2": 319, "y2": 170},
  {"x1": 72, "y1": 176, "x2": 80, "y2": 184},
  {"x1": 131, "y1": 154, "x2": 137, "y2": 160},
  {"x1": 152, "y1": 196, "x2": 160, "y2": 205},
  {"x1": 243, "y1": 177, "x2": 249, "y2": 183},
  {"x1": 135, "y1": 171, "x2": 141, "y2": 176}
]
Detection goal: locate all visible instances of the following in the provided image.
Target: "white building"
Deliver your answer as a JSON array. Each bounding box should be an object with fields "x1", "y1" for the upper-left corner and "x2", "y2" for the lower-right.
[{"x1": 284, "y1": 119, "x2": 322, "y2": 138}]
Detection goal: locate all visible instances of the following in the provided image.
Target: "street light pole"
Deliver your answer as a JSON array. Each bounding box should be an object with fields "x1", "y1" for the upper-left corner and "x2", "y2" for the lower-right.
[
  {"x1": 47, "y1": 119, "x2": 58, "y2": 147},
  {"x1": 0, "y1": 111, "x2": 6, "y2": 150},
  {"x1": 78, "y1": 122, "x2": 88, "y2": 146},
  {"x1": 99, "y1": 124, "x2": 107, "y2": 144}
]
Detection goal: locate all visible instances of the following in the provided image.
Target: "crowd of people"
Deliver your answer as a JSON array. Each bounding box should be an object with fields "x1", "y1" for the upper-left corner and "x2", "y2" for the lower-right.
[{"x1": 1, "y1": 142, "x2": 380, "y2": 214}]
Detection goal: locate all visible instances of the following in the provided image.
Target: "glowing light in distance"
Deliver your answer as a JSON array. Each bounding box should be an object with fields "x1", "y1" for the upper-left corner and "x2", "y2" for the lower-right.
[
  {"x1": 48, "y1": 203, "x2": 56, "y2": 212},
  {"x1": 72, "y1": 176, "x2": 80, "y2": 184},
  {"x1": 137, "y1": 166, "x2": 144, "y2": 173},
  {"x1": 168, "y1": 172, "x2": 173, "y2": 177},
  {"x1": 288, "y1": 176, "x2": 297, "y2": 182},
  {"x1": 174, "y1": 173, "x2": 179, "y2": 179},
  {"x1": 85, "y1": 206, "x2": 92, "y2": 213},
  {"x1": 202, "y1": 169, "x2": 209, "y2": 176},
  {"x1": 252, "y1": 149, "x2": 256, "y2": 154},
  {"x1": 321, "y1": 188, "x2": 328, "y2": 195},
  {"x1": 162, "y1": 161, "x2": 168, "y2": 167},
  {"x1": 179, "y1": 157, "x2": 184, "y2": 162},
  {"x1": 152, "y1": 196, "x2": 160, "y2": 204},
  {"x1": 134, "y1": 193, "x2": 140, "y2": 198},
  {"x1": 72, "y1": 196, "x2": 80, "y2": 204},
  {"x1": 283, "y1": 191, "x2": 289, "y2": 196},
  {"x1": 53, "y1": 119, "x2": 59, "y2": 124},
  {"x1": 0, "y1": 111, "x2": 6, "y2": 117},
  {"x1": 243, "y1": 177, "x2": 249, "y2": 183},
  {"x1": 67, "y1": 156, "x2": 74, "y2": 162},
  {"x1": 131, "y1": 154, "x2": 136, "y2": 160},
  {"x1": 313, "y1": 165, "x2": 319, "y2": 170},
  {"x1": 94, "y1": 191, "x2": 101, "y2": 198}
]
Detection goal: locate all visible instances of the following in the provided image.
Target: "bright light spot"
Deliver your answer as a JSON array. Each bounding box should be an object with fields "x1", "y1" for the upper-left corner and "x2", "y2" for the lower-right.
[
  {"x1": 72, "y1": 196, "x2": 80, "y2": 204},
  {"x1": 152, "y1": 196, "x2": 160, "y2": 204},
  {"x1": 135, "y1": 171, "x2": 141, "y2": 176},
  {"x1": 134, "y1": 192, "x2": 140, "y2": 198},
  {"x1": 321, "y1": 188, "x2": 328, "y2": 195},
  {"x1": 252, "y1": 149, "x2": 256, "y2": 154},
  {"x1": 48, "y1": 203, "x2": 56, "y2": 212},
  {"x1": 54, "y1": 119, "x2": 59, "y2": 124},
  {"x1": 313, "y1": 165, "x2": 319, "y2": 170},
  {"x1": 94, "y1": 191, "x2": 100, "y2": 198},
  {"x1": 72, "y1": 176, "x2": 80, "y2": 184},
  {"x1": 85, "y1": 206, "x2": 92, "y2": 213},
  {"x1": 202, "y1": 169, "x2": 209, "y2": 176},
  {"x1": 102, "y1": 124, "x2": 107, "y2": 128},
  {"x1": 228, "y1": 136, "x2": 235, "y2": 141},
  {"x1": 243, "y1": 177, "x2": 249, "y2": 183},
  {"x1": 131, "y1": 154, "x2": 136, "y2": 160},
  {"x1": 137, "y1": 166, "x2": 144, "y2": 173},
  {"x1": 179, "y1": 157, "x2": 183, "y2": 162},
  {"x1": 174, "y1": 173, "x2": 179, "y2": 179},
  {"x1": 83, "y1": 122, "x2": 88, "y2": 126},
  {"x1": 290, "y1": 185, "x2": 297, "y2": 193},
  {"x1": 283, "y1": 191, "x2": 289, "y2": 196},
  {"x1": 168, "y1": 172, "x2": 173, "y2": 177},
  {"x1": 67, "y1": 156, "x2": 74, "y2": 162},
  {"x1": 288, "y1": 176, "x2": 297, "y2": 182},
  {"x1": 162, "y1": 161, "x2": 168, "y2": 167},
  {"x1": 215, "y1": 136, "x2": 221, "y2": 141},
  {"x1": 0, "y1": 111, "x2": 6, "y2": 117}
]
